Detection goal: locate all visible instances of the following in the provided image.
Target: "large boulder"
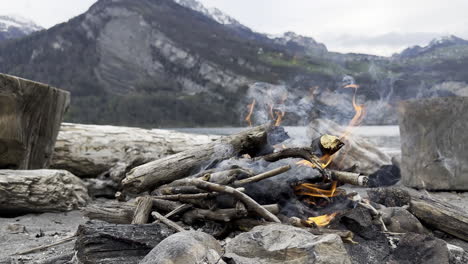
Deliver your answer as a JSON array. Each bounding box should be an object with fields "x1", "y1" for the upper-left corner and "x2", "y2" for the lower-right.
[
  {"x1": 398, "y1": 97, "x2": 468, "y2": 190},
  {"x1": 140, "y1": 231, "x2": 223, "y2": 264},
  {"x1": 0, "y1": 73, "x2": 69, "y2": 169},
  {"x1": 224, "y1": 223, "x2": 351, "y2": 264}
]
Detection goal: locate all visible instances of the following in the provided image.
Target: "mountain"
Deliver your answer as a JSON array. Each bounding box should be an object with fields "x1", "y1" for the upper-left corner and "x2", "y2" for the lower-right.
[
  {"x1": 0, "y1": 0, "x2": 343, "y2": 127},
  {"x1": 396, "y1": 35, "x2": 468, "y2": 58},
  {"x1": 0, "y1": 15, "x2": 43, "y2": 41},
  {"x1": 0, "y1": 0, "x2": 467, "y2": 127}
]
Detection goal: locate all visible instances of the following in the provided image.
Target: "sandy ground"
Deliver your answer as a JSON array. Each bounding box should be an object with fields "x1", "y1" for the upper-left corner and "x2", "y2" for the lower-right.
[{"x1": 0, "y1": 211, "x2": 87, "y2": 264}]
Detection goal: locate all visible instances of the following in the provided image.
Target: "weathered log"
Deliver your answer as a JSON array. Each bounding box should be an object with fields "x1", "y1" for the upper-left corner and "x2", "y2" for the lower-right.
[
  {"x1": 75, "y1": 220, "x2": 175, "y2": 264},
  {"x1": 51, "y1": 123, "x2": 219, "y2": 177},
  {"x1": 368, "y1": 187, "x2": 468, "y2": 242},
  {"x1": 123, "y1": 124, "x2": 276, "y2": 193},
  {"x1": 0, "y1": 170, "x2": 89, "y2": 213},
  {"x1": 132, "y1": 196, "x2": 153, "y2": 224},
  {"x1": 0, "y1": 73, "x2": 70, "y2": 169}
]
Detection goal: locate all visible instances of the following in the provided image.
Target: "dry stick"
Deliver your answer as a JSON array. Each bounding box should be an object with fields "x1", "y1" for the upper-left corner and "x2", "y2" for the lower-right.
[
  {"x1": 151, "y1": 211, "x2": 186, "y2": 232},
  {"x1": 154, "y1": 186, "x2": 206, "y2": 195},
  {"x1": 232, "y1": 165, "x2": 291, "y2": 187},
  {"x1": 14, "y1": 235, "x2": 76, "y2": 255},
  {"x1": 181, "y1": 178, "x2": 281, "y2": 223},
  {"x1": 132, "y1": 196, "x2": 153, "y2": 224},
  {"x1": 331, "y1": 170, "x2": 369, "y2": 186},
  {"x1": 153, "y1": 193, "x2": 213, "y2": 201},
  {"x1": 358, "y1": 201, "x2": 388, "y2": 232},
  {"x1": 164, "y1": 204, "x2": 193, "y2": 219},
  {"x1": 258, "y1": 147, "x2": 325, "y2": 173}
]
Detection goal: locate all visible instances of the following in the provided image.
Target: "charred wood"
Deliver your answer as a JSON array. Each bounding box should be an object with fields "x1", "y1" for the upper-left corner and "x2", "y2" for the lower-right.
[
  {"x1": 75, "y1": 220, "x2": 175, "y2": 264},
  {"x1": 175, "y1": 178, "x2": 281, "y2": 223}
]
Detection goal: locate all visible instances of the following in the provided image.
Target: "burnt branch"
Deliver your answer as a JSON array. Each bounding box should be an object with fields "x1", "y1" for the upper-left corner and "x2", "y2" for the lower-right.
[{"x1": 178, "y1": 178, "x2": 281, "y2": 223}]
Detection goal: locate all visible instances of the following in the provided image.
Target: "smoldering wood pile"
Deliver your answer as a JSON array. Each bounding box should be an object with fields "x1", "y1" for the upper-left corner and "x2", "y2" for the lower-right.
[
  {"x1": 83, "y1": 124, "x2": 370, "y2": 235},
  {"x1": 3, "y1": 123, "x2": 468, "y2": 264}
]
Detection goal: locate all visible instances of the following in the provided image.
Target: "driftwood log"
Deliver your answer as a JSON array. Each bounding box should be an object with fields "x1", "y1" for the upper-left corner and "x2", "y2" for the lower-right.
[
  {"x1": 368, "y1": 187, "x2": 468, "y2": 242},
  {"x1": 0, "y1": 73, "x2": 70, "y2": 169},
  {"x1": 51, "y1": 123, "x2": 219, "y2": 177},
  {"x1": 0, "y1": 170, "x2": 89, "y2": 213},
  {"x1": 122, "y1": 124, "x2": 277, "y2": 193},
  {"x1": 75, "y1": 220, "x2": 175, "y2": 264},
  {"x1": 83, "y1": 199, "x2": 182, "y2": 224}
]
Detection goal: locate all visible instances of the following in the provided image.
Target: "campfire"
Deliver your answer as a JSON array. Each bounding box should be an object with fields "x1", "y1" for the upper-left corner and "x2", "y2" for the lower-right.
[
  {"x1": 5, "y1": 77, "x2": 468, "y2": 264},
  {"x1": 87, "y1": 83, "x2": 373, "y2": 233}
]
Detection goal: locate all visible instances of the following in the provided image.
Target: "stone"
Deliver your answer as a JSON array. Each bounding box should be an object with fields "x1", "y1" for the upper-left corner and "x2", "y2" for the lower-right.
[
  {"x1": 340, "y1": 206, "x2": 392, "y2": 264},
  {"x1": 224, "y1": 223, "x2": 351, "y2": 264},
  {"x1": 398, "y1": 97, "x2": 468, "y2": 190},
  {"x1": 0, "y1": 73, "x2": 70, "y2": 169},
  {"x1": 367, "y1": 187, "x2": 411, "y2": 207},
  {"x1": 308, "y1": 119, "x2": 392, "y2": 175},
  {"x1": 387, "y1": 233, "x2": 450, "y2": 264},
  {"x1": 448, "y1": 244, "x2": 468, "y2": 264},
  {"x1": 140, "y1": 231, "x2": 224, "y2": 264},
  {"x1": 380, "y1": 207, "x2": 427, "y2": 234}
]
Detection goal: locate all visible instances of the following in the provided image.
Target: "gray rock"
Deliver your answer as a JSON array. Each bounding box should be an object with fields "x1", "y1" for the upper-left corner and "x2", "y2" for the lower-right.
[
  {"x1": 448, "y1": 244, "x2": 468, "y2": 264},
  {"x1": 224, "y1": 223, "x2": 351, "y2": 264},
  {"x1": 381, "y1": 207, "x2": 428, "y2": 234},
  {"x1": 140, "y1": 231, "x2": 223, "y2": 264},
  {"x1": 388, "y1": 233, "x2": 450, "y2": 264},
  {"x1": 398, "y1": 97, "x2": 468, "y2": 190}
]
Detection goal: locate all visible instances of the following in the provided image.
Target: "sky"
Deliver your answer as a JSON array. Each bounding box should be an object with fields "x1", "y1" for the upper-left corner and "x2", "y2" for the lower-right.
[{"x1": 1, "y1": 0, "x2": 467, "y2": 56}]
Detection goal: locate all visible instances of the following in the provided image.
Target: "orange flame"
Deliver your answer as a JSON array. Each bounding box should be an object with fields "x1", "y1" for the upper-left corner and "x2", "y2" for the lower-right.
[
  {"x1": 306, "y1": 212, "x2": 338, "y2": 227},
  {"x1": 299, "y1": 84, "x2": 366, "y2": 168},
  {"x1": 274, "y1": 110, "x2": 285, "y2": 126},
  {"x1": 294, "y1": 181, "x2": 342, "y2": 198},
  {"x1": 245, "y1": 99, "x2": 256, "y2": 126},
  {"x1": 341, "y1": 84, "x2": 366, "y2": 140}
]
